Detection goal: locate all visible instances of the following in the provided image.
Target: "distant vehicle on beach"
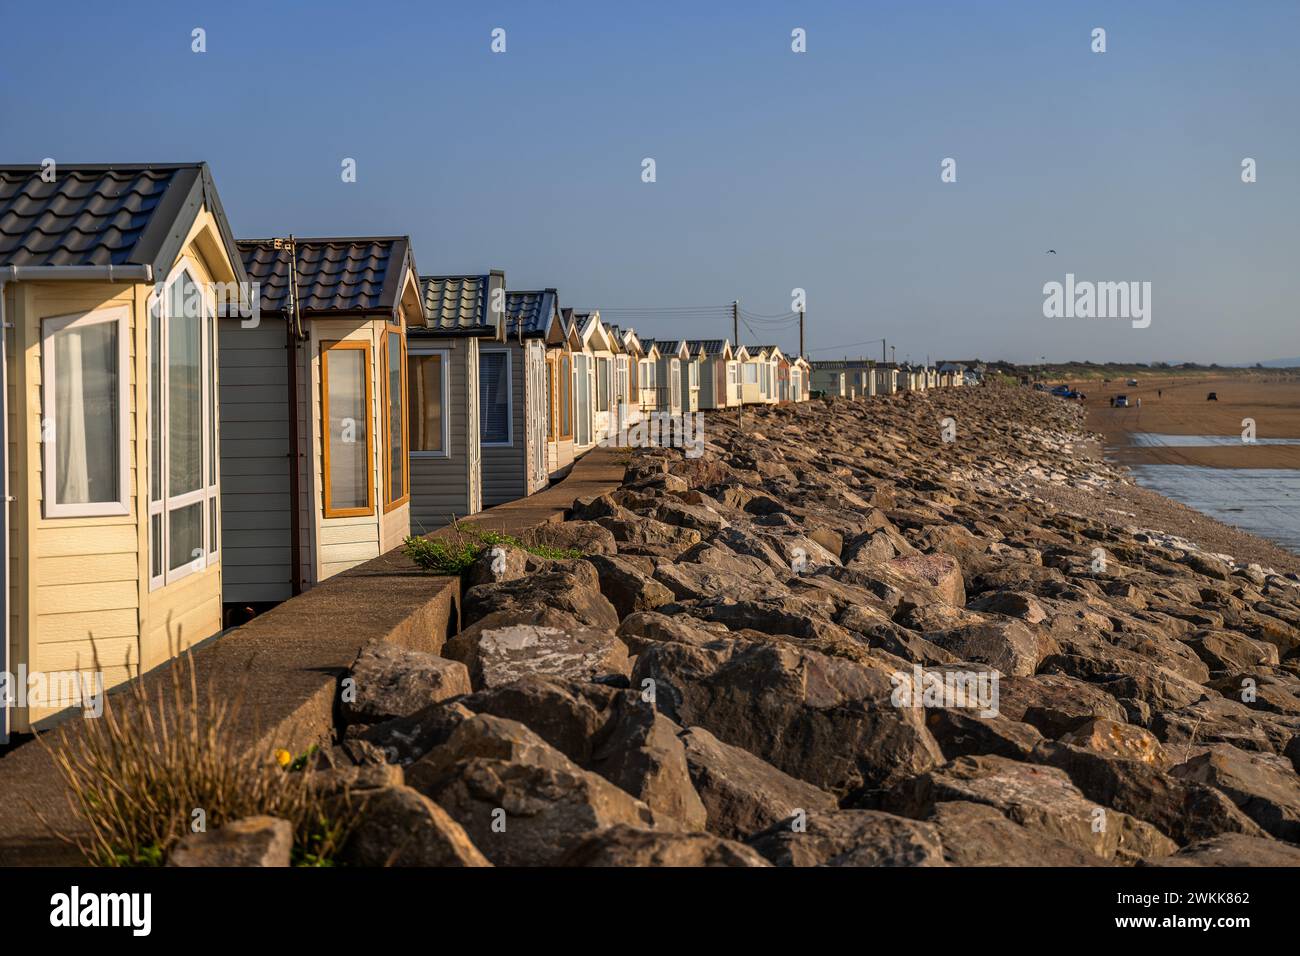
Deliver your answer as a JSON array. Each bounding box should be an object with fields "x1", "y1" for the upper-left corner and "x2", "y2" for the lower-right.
[
  {"x1": 1126, "y1": 378, "x2": 1139, "y2": 386},
  {"x1": 1113, "y1": 395, "x2": 1130, "y2": 407},
  {"x1": 1207, "y1": 391, "x2": 1218, "y2": 401}
]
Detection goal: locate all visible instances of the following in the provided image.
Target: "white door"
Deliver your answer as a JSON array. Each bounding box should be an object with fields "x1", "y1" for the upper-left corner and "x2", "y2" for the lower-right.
[
  {"x1": 467, "y1": 339, "x2": 482, "y2": 514},
  {"x1": 527, "y1": 341, "x2": 548, "y2": 488}
]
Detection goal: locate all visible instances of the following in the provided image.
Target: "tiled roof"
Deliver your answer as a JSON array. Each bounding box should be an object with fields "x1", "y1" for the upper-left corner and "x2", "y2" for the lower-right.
[
  {"x1": 238, "y1": 237, "x2": 410, "y2": 315},
  {"x1": 688, "y1": 339, "x2": 728, "y2": 355},
  {"x1": 504, "y1": 289, "x2": 557, "y2": 337},
  {"x1": 422, "y1": 274, "x2": 492, "y2": 331},
  {"x1": 0, "y1": 163, "x2": 243, "y2": 276}
]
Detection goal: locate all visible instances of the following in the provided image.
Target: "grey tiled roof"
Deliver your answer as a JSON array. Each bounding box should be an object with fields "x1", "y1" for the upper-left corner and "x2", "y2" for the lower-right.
[
  {"x1": 687, "y1": 339, "x2": 728, "y2": 355},
  {"x1": 421, "y1": 274, "x2": 493, "y2": 331},
  {"x1": 239, "y1": 237, "x2": 411, "y2": 315},
  {"x1": 0, "y1": 162, "x2": 244, "y2": 277},
  {"x1": 504, "y1": 289, "x2": 557, "y2": 337}
]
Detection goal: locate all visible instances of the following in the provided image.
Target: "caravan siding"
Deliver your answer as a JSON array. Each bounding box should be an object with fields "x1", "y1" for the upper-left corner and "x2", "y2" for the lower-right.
[
  {"x1": 409, "y1": 336, "x2": 480, "y2": 532},
  {"x1": 480, "y1": 342, "x2": 525, "y2": 507},
  {"x1": 218, "y1": 318, "x2": 292, "y2": 604},
  {"x1": 11, "y1": 225, "x2": 227, "y2": 726},
  {"x1": 13, "y1": 279, "x2": 145, "y2": 723}
]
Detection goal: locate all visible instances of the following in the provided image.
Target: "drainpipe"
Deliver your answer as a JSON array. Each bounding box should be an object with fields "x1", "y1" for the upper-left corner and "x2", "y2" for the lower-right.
[
  {"x1": 0, "y1": 264, "x2": 151, "y2": 742},
  {"x1": 282, "y1": 238, "x2": 305, "y2": 596}
]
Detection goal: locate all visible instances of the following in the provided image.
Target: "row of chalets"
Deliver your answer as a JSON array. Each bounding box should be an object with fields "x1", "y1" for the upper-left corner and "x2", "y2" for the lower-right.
[{"x1": 0, "y1": 162, "x2": 976, "y2": 735}]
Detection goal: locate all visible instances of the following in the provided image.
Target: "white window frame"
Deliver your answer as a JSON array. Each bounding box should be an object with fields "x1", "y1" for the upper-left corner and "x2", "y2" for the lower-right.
[
  {"x1": 40, "y1": 306, "x2": 132, "y2": 518},
  {"x1": 479, "y1": 346, "x2": 513, "y2": 447},
  {"x1": 615, "y1": 355, "x2": 629, "y2": 405},
  {"x1": 670, "y1": 359, "x2": 681, "y2": 408},
  {"x1": 409, "y1": 347, "x2": 451, "y2": 459},
  {"x1": 688, "y1": 360, "x2": 699, "y2": 389},
  {"x1": 149, "y1": 258, "x2": 220, "y2": 590},
  {"x1": 743, "y1": 362, "x2": 758, "y2": 384}
]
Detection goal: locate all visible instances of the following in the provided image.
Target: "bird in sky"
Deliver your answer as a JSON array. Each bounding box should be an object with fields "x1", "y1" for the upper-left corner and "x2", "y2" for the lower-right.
[{"x1": 1046, "y1": 249, "x2": 1057, "y2": 254}]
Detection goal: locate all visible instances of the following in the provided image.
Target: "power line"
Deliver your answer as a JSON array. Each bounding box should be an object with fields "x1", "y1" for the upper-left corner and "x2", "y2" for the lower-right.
[{"x1": 807, "y1": 338, "x2": 887, "y2": 354}]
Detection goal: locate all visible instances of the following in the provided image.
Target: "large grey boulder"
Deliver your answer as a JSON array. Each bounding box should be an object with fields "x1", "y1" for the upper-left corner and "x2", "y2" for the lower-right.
[
  {"x1": 559, "y1": 825, "x2": 769, "y2": 867},
  {"x1": 748, "y1": 810, "x2": 947, "y2": 867},
  {"x1": 679, "y1": 726, "x2": 838, "y2": 840},
  {"x1": 885, "y1": 754, "x2": 1178, "y2": 863},
  {"x1": 633, "y1": 637, "x2": 943, "y2": 796},
  {"x1": 341, "y1": 642, "x2": 471, "y2": 726},
  {"x1": 341, "y1": 786, "x2": 491, "y2": 867},
  {"x1": 1170, "y1": 744, "x2": 1300, "y2": 841},
  {"x1": 927, "y1": 801, "x2": 1107, "y2": 866},
  {"x1": 408, "y1": 715, "x2": 659, "y2": 866},
  {"x1": 448, "y1": 624, "x2": 630, "y2": 690},
  {"x1": 168, "y1": 816, "x2": 292, "y2": 867},
  {"x1": 1138, "y1": 832, "x2": 1300, "y2": 867}
]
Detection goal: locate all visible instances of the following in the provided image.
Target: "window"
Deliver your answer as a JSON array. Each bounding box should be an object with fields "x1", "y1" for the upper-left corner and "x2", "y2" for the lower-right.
[
  {"x1": 546, "y1": 356, "x2": 555, "y2": 440},
  {"x1": 408, "y1": 349, "x2": 448, "y2": 457},
  {"x1": 148, "y1": 263, "x2": 220, "y2": 587},
  {"x1": 596, "y1": 358, "x2": 610, "y2": 412},
  {"x1": 41, "y1": 306, "x2": 130, "y2": 517},
  {"x1": 688, "y1": 360, "x2": 699, "y2": 389},
  {"x1": 321, "y1": 340, "x2": 373, "y2": 517},
  {"x1": 670, "y1": 359, "x2": 681, "y2": 408},
  {"x1": 615, "y1": 356, "x2": 628, "y2": 406},
  {"x1": 480, "y1": 349, "x2": 512, "y2": 446},
  {"x1": 382, "y1": 331, "x2": 408, "y2": 510},
  {"x1": 743, "y1": 363, "x2": 758, "y2": 384},
  {"x1": 573, "y1": 353, "x2": 590, "y2": 446},
  {"x1": 559, "y1": 353, "x2": 572, "y2": 439}
]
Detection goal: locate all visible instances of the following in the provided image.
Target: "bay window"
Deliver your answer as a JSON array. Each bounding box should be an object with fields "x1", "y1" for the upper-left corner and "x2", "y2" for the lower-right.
[
  {"x1": 382, "y1": 329, "x2": 409, "y2": 510},
  {"x1": 321, "y1": 340, "x2": 373, "y2": 517},
  {"x1": 41, "y1": 306, "x2": 130, "y2": 517},
  {"x1": 149, "y1": 263, "x2": 220, "y2": 587}
]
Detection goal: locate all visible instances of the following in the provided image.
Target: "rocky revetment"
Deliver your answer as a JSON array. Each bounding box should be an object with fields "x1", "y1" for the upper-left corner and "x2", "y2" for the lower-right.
[{"x1": 185, "y1": 388, "x2": 1300, "y2": 866}]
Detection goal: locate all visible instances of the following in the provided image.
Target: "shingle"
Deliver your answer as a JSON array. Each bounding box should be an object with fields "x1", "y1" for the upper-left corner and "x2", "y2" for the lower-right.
[{"x1": 0, "y1": 165, "x2": 182, "y2": 267}]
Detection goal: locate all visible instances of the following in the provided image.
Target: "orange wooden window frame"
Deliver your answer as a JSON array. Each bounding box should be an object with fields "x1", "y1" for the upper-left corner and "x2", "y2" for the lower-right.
[
  {"x1": 381, "y1": 328, "x2": 410, "y2": 513},
  {"x1": 321, "y1": 339, "x2": 375, "y2": 518}
]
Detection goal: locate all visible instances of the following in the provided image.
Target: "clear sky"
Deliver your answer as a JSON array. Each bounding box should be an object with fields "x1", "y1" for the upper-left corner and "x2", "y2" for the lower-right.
[{"x1": 3, "y1": 0, "x2": 1297, "y2": 364}]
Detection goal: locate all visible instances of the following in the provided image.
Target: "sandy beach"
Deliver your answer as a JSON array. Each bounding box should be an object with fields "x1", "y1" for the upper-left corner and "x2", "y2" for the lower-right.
[{"x1": 1085, "y1": 376, "x2": 1300, "y2": 469}]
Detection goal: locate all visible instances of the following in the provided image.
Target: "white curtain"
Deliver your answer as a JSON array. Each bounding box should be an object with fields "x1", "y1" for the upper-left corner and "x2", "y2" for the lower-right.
[{"x1": 54, "y1": 322, "x2": 118, "y2": 504}]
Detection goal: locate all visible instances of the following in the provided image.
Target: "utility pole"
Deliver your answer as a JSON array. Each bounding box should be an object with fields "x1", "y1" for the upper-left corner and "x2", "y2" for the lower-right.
[
  {"x1": 799, "y1": 307, "x2": 805, "y2": 358},
  {"x1": 881, "y1": 338, "x2": 886, "y2": 365},
  {"x1": 732, "y1": 299, "x2": 739, "y2": 348}
]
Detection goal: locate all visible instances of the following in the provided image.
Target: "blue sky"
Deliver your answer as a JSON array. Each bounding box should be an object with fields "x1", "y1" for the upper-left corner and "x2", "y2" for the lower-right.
[{"x1": 3, "y1": 0, "x2": 1297, "y2": 363}]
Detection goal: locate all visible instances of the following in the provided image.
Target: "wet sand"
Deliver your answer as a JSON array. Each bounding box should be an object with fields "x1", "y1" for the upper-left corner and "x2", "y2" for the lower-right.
[{"x1": 1084, "y1": 376, "x2": 1300, "y2": 468}]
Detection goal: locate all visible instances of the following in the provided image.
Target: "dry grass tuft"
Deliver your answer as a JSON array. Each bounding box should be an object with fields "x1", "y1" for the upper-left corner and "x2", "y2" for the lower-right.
[{"x1": 35, "y1": 648, "x2": 349, "y2": 866}]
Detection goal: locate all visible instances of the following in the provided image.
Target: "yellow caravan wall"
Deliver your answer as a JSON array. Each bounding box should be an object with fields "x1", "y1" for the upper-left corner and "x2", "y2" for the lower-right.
[{"x1": 7, "y1": 212, "x2": 230, "y2": 729}]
